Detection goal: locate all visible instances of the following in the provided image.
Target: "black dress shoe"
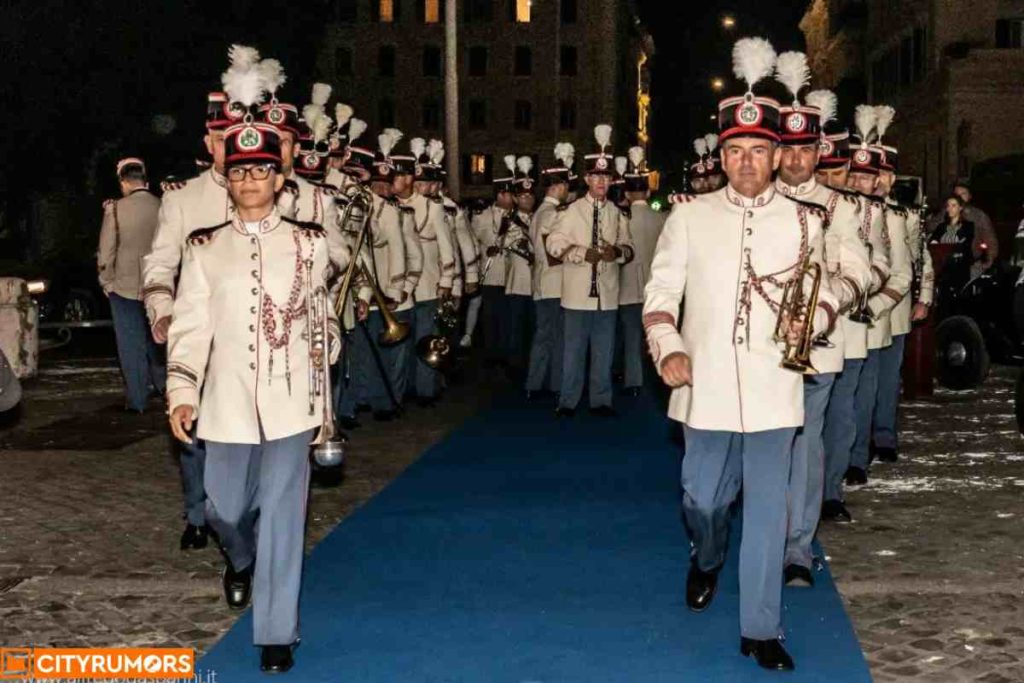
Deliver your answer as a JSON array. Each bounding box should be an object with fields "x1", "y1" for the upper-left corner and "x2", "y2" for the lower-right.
[
  {"x1": 259, "y1": 645, "x2": 294, "y2": 673},
  {"x1": 372, "y1": 410, "x2": 396, "y2": 422},
  {"x1": 844, "y1": 466, "x2": 868, "y2": 486},
  {"x1": 222, "y1": 563, "x2": 252, "y2": 611},
  {"x1": 784, "y1": 563, "x2": 814, "y2": 587},
  {"x1": 588, "y1": 405, "x2": 618, "y2": 418},
  {"x1": 820, "y1": 499, "x2": 852, "y2": 523},
  {"x1": 875, "y1": 446, "x2": 898, "y2": 463},
  {"x1": 741, "y1": 637, "x2": 795, "y2": 671},
  {"x1": 180, "y1": 523, "x2": 208, "y2": 551},
  {"x1": 686, "y1": 562, "x2": 719, "y2": 612},
  {"x1": 554, "y1": 407, "x2": 576, "y2": 418}
]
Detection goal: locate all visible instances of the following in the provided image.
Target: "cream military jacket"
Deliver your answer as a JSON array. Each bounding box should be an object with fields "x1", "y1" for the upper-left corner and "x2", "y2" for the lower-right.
[
  {"x1": 530, "y1": 196, "x2": 563, "y2": 301},
  {"x1": 358, "y1": 193, "x2": 407, "y2": 308},
  {"x1": 399, "y1": 192, "x2": 456, "y2": 303},
  {"x1": 397, "y1": 204, "x2": 423, "y2": 312},
  {"x1": 441, "y1": 198, "x2": 466, "y2": 298},
  {"x1": 446, "y1": 196, "x2": 480, "y2": 286},
  {"x1": 643, "y1": 185, "x2": 838, "y2": 433},
  {"x1": 505, "y1": 210, "x2": 534, "y2": 297},
  {"x1": 867, "y1": 200, "x2": 912, "y2": 348},
  {"x1": 891, "y1": 203, "x2": 935, "y2": 336},
  {"x1": 166, "y1": 208, "x2": 340, "y2": 444},
  {"x1": 142, "y1": 169, "x2": 231, "y2": 326},
  {"x1": 98, "y1": 188, "x2": 160, "y2": 301},
  {"x1": 618, "y1": 200, "x2": 666, "y2": 307},
  {"x1": 280, "y1": 173, "x2": 350, "y2": 277},
  {"x1": 776, "y1": 179, "x2": 872, "y2": 371},
  {"x1": 472, "y1": 204, "x2": 509, "y2": 287},
  {"x1": 546, "y1": 194, "x2": 634, "y2": 311}
]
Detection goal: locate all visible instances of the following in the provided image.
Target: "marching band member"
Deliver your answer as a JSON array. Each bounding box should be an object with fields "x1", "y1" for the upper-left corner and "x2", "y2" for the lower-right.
[
  {"x1": 470, "y1": 159, "x2": 517, "y2": 364},
  {"x1": 704, "y1": 134, "x2": 725, "y2": 192},
  {"x1": 547, "y1": 124, "x2": 634, "y2": 417},
  {"x1": 505, "y1": 156, "x2": 536, "y2": 374},
  {"x1": 688, "y1": 137, "x2": 711, "y2": 195},
  {"x1": 643, "y1": 38, "x2": 838, "y2": 671}
]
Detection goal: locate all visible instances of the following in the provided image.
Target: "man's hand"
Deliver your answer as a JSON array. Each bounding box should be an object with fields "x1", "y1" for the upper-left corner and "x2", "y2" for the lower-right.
[
  {"x1": 465, "y1": 282, "x2": 479, "y2": 296},
  {"x1": 584, "y1": 248, "x2": 603, "y2": 264},
  {"x1": 169, "y1": 405, "x2": 195, "y2": 444},
  {"x1": 486, "y1": 246, "x2": 500, "y2": 257},
  {"x1": 600, "y1": 244, "x2": 620, "y2": 262},
  {"x1": 659, "y1": 352, "x2": 693, "y2": 388},
  {"x1": 152, "y1": 316, "x2": 172, "y2": 344},
  {"x1": 437, "y1": 287, "x2": 452, "y2": 300},
  {"x1": 911, "y1": 302, "x2": 930, "y2": 322},
  {"x1": 356, "y1": 300, "x2": 370, "y2": 322}
]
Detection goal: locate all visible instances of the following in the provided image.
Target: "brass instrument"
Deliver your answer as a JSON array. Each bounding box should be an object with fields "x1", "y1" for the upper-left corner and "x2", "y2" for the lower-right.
[
  {"x1": 848, "y1": 241, "x2": 875, "y2": 326},
  {"x1": 774, "y1": 257, "x2": 823, "y2": 374},
  {"x1": 417, "y1": 296, "x2": 461, "y2": 370},
  {"x1": 480, "y1": 208, "x2": 530, "y2": 280}
]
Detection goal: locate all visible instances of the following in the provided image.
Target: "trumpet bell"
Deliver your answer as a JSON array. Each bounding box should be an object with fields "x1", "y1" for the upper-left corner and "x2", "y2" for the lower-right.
[
  {"x1": 780, "y1": 358, "x2": 818, "y2": 374},
  {"x1": 312, "y1": 434, "x2": 348, "y2": 468},
  {"x1": 417, "y1": 334, "x2": 452, "y2": 370}
]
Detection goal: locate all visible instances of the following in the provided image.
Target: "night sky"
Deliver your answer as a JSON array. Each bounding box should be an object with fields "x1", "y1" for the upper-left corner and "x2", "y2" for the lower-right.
[{"x1": 1, "y1": 0, "x2": 809, "y2": 233}]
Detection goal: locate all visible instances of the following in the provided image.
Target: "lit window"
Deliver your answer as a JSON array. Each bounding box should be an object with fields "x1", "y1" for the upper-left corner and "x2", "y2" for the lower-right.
[
  {"x1": 425, "y1": 0, "x2": 440, "y2": 22},
  {"x1": 379, "y1": 0, "x2": 394, "y2": 22},
  {"x1": 471, "y1": 155, "x2": 487, "y2": 175},
  {"x1": 516, "y1": 0, "x2": 530, "y2": 22}
]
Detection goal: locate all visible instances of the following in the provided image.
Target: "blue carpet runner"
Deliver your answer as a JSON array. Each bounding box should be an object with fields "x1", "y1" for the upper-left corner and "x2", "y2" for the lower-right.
[{"x1": 201, "y1": 391, "x2": 870, "y2": 682}]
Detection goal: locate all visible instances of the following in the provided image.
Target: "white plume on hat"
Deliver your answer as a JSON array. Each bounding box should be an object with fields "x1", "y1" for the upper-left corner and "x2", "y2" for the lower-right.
[
  {"x1": 615, "y1": 156, "x2": 628, "y2": 176},
  {"x1": 379, "y1": 128, "x2": 403, "y2": 156},
  {"x1": 854, "y1": 105, "x2": 878, "y2": 144},
  {"x1": 517, "y1": 156, "x2": 533, "y2": 175},
  {"x1": 504, "y1": 154, "x2": 517, "y2": 172},
  {"x1": 874, "y1": 105, "x2": 896, "y2": 141},
  {"x1": 428, "y1": 139, "x2": 445, "y2": 165},
  {"x1": 693, "y1": 138, "x2": 708, "y2": 157},
  {"x1": 775, "y1": 51, "x2": 810, "y2": 104},
  {"x1": 311, "y1": 83, "x2": 332, "y2": 107},
  {"x1": 410, "y1": 137, "x2": 427, "y2": 159},
  {"x1": 594, "y1": 124, "x2": 612, "y2": 151},
  {"x1": 258, "y1": 58, "x2": 286, "y2": 96},
  {"x1": 704, "y1": 133, "x2": 719, "y2": 152},
  {"x1": 732, "y1": 37, "x2": 777, "y2": 91},
  {"x1": 554, "y1": 142, "x2": 575, "y2": 167},
  {"x1": 311, "y1": 111, "x2": 332, "y2": 143},
  {"x1": 222, "y1": 44, "x2": 265, "y2": 107},
  {"x1": 805, "y1": 90, "x2": 838, "y2": 127},
  {"x1": 628, "y1": 146, "x2": 645, "y2": 169},
  {"x1": 335, "y1": 103, "x2": 354, "y2": 128},
  {"x1": 347, "y1": 118, "x2": 367, "y2": 143}
]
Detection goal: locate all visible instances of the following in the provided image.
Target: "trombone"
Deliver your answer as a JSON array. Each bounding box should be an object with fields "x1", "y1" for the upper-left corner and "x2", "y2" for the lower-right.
[{"x1": 774, "y1": 256, "x2": 823, "y2": 374}]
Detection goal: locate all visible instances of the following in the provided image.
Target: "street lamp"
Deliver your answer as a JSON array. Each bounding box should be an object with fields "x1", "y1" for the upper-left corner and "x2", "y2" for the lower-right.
[
  {"x1": 722, "y1": 14, "x2": 736, "y2": 29},
  {"x1": 711, "y1": 77, "x2": 725, "y2": 92}
]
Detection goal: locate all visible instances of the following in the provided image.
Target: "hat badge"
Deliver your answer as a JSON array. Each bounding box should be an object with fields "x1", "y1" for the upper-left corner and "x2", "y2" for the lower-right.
[
  {"x1": 596, "y1": 157, "x2": 608, "y2": 171},
  {"x1": 267, "y1": 107, "x2": 285, "y2": 125},
  {"x1": 227, "y1": 101, "x2": 247, "y2": 121},
  {"x1": 821, "y1": 139, "x2": 835, "y2": 157},
  {"x1": 237, "y1": 126, "x2": 263, "y2": 152},
  {"x1": 523, "y1": 179, "x2": 533, "y2": 190},
  {"x1": 302, "y1": 153, "x2": 319, "y2": 169},
  {"x1": 377, "y1": 163, "x2": 391, "y2": 176},
  {"x1": 854, "y1": 149, "x2": 870, "y2": 165},
  {"x1": 736, "y1": 101, "x2": 763, "y2": 128},
  {"x1": 786, "y1": 112, "x2": 807, "y2": 133}
]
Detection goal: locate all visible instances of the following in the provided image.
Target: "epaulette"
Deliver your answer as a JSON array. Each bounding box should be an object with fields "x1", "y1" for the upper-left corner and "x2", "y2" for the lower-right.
[
  {"x1": 619, "y1": 206, "x2": 632, "y2": 219},
  {"x1": 399, "y1": 204, "x2": 415, "y2": 214},
  {"x1": 186, "y1": 221, "x2": 230, "y2": 246},
  {"x1": 429, "y1": 194, "x2": 444, "y2": 205},
  {"x1": 556, "y1": 202, "x2": 571, "y2": 212},
  {"x1": 470, "y1": 203, "x2": 490, "y2": 216},
  {"x1": 282, "y1": 215, "x2": 326, "y2": 234},
  {"x1": 668, "y1": 193, "x2": 695, "y2": 204},
  {"x1": 281, "y1": 178, "x2": 300, "y2": 196},
  {"x1": 785, "y1": 195, "x2": 831, "y2": 223},
  {"x1": 444, "y1": 204, "x2": 458, "y2": 216},
  {"x1": 830, "y1": 187, "x2": 860, "y2": 205},
  {"x1": 313, "y1": 182, "x2": 339, "y2": 198}
]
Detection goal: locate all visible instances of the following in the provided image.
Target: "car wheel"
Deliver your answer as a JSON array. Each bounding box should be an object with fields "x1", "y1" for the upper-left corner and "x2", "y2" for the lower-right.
[
  {"x1": 935, "y1": 315, "x2": 990, "y2": 390},
  {"x1": 63, "y1": 288, "x2": 96, "y2": 322}
]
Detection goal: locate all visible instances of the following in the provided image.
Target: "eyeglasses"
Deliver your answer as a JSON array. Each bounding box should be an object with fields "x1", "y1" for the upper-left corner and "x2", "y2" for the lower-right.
[{"x1": 227, "y1": 164, "x2": 275, "y2": 182}]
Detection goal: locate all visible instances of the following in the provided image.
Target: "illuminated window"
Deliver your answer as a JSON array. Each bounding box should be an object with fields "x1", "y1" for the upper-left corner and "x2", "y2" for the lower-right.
[
  {"x1": 471, "y1": 155, "x2": 487, "y2": 175},
  {"x1": 379, "y1": 0, "x2": 394, "y2": 22},
  {"x1": 515, "y1": 0, "x2": 531, "y2": 22},
  {"x1": 424, "y1": 0, "x2": 440, "y2": 22}
]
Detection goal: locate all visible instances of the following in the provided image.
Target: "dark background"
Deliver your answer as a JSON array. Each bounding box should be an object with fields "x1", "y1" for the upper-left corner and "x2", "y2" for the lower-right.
[{"x1": 0, "y1": 0, "x2": 808, "y2": 263}]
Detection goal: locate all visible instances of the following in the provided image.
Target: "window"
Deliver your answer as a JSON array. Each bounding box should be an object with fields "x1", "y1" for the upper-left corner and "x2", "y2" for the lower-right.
[
  {"x1": 335, "y1": 0, "x2": 357, "y2": 22},
  {"x1": 511, "y1": 0, "x2": 530, "y2": 22},
  {"x1": 997, "y1": 18, "x2": 1024, "y2": 48},
  {"x1": 465, "y1": 0, "x2": 493, "y2": 22},
  {"x1": 514, "y1": 100, "x2": 532, "y2": 130},
  {"x1": 468, "y1": 99, "x2": 487, "y2": 129},
  {"x1": 471, "y1": 154, "x2": 487, "y2": 174},
  {"x1": 913, "y1": 27, "x2": 927, "y2": 81},
  {"x1": 422, "y1": 99, "x2": 441, "y2": 129},
  {"x1": 423, "y1": 46, "x2": 442, "y2": 76},
  {"x1": 559, "y1": 100, "x2": 576, "y2": 130},
  {"x1": 560, "y1": 0, "x2": 577, "y2": 23},
  {"x1": 423, "y1": 0, "x2": 440, "y2": 22},
  {"x1": 378, "y1": 0, "x2": 395, "y2": 22},
  {"x1": 379, "y1": 98, "x2": 396, "y2": 128},
  {"x1": 463, "y1": 153, "x2": 492, "y2": 185},
  {"x1": 468, "y1": 46, "x2": 488, "y2": 76},
  {"x1": 560, "y1": 46, "x2": 578, "y2": 76},
  {"x1": 379, "y1": 45, "x2": 396, "y2": 77},
  {"x1": 514, "y1": 46, "x2": 532, "y2": 76},
  {"x1": 335, "y1": 47, "x2": 353, "y2": 77}
]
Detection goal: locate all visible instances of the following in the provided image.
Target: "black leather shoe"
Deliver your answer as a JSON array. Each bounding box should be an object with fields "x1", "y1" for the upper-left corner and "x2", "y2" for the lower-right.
[
  {"x1": 844, "y1": 466, "x2": 868, "y2": 486},
  {"x1": 180, "y1": 523, "x2": 208, "y2": 551},
  {"x1": 686, "y1": 563, "x2": 719, "y2": 612},
  {"x1": 554, "y1": 407, "x2": 576, "y2": 418},
  {"x1": 259, "y1": 645, "x2": 294, "y2": 673},
  {"x1": 875, "y1": 446, "x2": 898, "y2": 463},
  {"x1": 741, "y1": 637, "x2": 795, "y2": 671},
  {"x1": 820, "y1": 499, "x2": 853, "y2": 523},
  {"x1": 589, "y1": 405, "x2": 618, "y2": 418},
  {"x1": 222, "y1": 563, "x2": 252, "y2": 611},
  {"x1": 372, "y1": 410, "x2": 396, "y2": 422},
  {"x1": 784, "y1": 563, "x2": 814, "y2": 587}
]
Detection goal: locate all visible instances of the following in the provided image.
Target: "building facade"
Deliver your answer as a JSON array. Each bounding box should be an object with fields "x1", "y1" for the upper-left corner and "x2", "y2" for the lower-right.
[
  {"x1": 317, "y1": 0, "x2": 653, "y2": 199},
  {"x1": 802, "y1": 0, "x2": 1024, "y2": 208}
]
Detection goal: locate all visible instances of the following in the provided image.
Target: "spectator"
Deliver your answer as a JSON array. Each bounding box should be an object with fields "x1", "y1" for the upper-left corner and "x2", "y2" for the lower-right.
[
  {"x1": 97, "y1": 157, "x2": 166, "y2": 413},
  {"x1": 929, "y1": 195, "x2": 976, "y2": 299},
  {"x1": 952, "y1": 183, "x2": 998, "y2": 273}
]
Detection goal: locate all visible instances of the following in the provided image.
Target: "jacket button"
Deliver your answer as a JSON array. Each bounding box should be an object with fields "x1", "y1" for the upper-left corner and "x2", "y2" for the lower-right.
[
  {"x1": 248, "y1": 344, "x2": 255, "y2": 352},
  {"x1": 250, "y1": 306, "x2": 257, "y2": 314},
  {"x1": 736, "y1": 337, "x2": 744, "y2": 344},
  {"x1": 249, "y1": 362, "x2": 256, "y2": 370},
  {"x1": 251, "y1": 287, "x2": 258, "y2": 295},
  {"x1": 746, "y1": 228, "x2": 752, "y2": 236},
  {"x1": 251, "y1": 270, "x2": 258, "y2": 278},
  {"x1": 251, "y1": 253, "x2": 257, "y2": 260},
  {"x1": 746, "y1": 210, "x2": 754, "y2": 218},
  {"x1": 249, "y1": 324, "x2": 255, "y2": 332}
]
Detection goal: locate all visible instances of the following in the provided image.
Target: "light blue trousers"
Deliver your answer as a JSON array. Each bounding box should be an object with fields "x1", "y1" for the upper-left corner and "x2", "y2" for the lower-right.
[
  {"x1": 618, "y1": 303, "x2": 645, "y2": 389},
  {"x1": 873, "y1": 333, "x2": 907, "y2": 450},
  {"x1": 823, "y1": 358, "x2": 865, "y2": 502},
  {"x1": 851, "y1": 348, "x2": 883, "y2": 471},
  {"x1": 559, "y1": 308, "x2": 616, "y2": 410},
  {"x1": 525, "y1": 299, "x2": 563, "y2": 393}
]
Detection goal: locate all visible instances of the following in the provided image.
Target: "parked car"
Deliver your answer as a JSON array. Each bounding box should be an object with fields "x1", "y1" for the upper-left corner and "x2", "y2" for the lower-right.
[{"x1": 0, "y1": 258, "x2": 109, "y2": 324}]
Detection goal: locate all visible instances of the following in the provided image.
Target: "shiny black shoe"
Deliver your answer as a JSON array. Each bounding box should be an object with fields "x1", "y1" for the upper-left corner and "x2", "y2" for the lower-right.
[
  {"x1": 844, "y1": 466, "x2": 868, "y2": 486},
  {"x1": 180, "y1": 523, "x2": 208, "y2": 551},
  {"x1": 222, "y1": 563, "x2": 252, "y2": 611},
  {"x1": 259, "y1": 645, "x2": 294, "y2": 673},
  {"x1": 588, "y1": 405, "x2": 618, "y2": 418},
  {"x1": 820, "y1": 499, "x2": 853, "y2": 523},
  {"x1": 784, "y1": 563, "x2": 814, "y2": 587},
  {"x1": 685, "y1": 562, "x2": 719, "y2": 612},
  {"x1": 554, "y1": 407, "x2": 576, "y2": 418},
  {"x1": 741, "y1": 637, "x2": 795, "y2": 671},
  {"x1": 875, "y1": 446, "x2": 898, "y2": 463}
]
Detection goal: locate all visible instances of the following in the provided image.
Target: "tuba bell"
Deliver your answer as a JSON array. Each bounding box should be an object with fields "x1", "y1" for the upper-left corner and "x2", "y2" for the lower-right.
[{"x1": 417, "y1": 296, "x2": 461, "y2": 370}]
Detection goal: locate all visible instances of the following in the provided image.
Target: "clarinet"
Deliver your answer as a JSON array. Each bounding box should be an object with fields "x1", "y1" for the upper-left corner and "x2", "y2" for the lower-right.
[
  {"x1": 589, "y1": 202, "x2": 600, "y2": 298},
  {"x1": 910, "y1": 196, "x2": 928, "y2": 304}
]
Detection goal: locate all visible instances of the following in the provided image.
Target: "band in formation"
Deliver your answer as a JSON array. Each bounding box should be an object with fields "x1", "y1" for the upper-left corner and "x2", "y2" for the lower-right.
[{"x1": 94, "y1": 36, "x2": 931, "y2": 674}]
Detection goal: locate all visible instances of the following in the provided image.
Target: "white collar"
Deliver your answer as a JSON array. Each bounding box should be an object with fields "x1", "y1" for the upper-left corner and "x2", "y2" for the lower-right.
[
  {"x1": 725, "y1": 183, "x2": 775, "y2": 208},
  {"x1": 775, "y1": 177, "x2": 818, "y2": 197}
]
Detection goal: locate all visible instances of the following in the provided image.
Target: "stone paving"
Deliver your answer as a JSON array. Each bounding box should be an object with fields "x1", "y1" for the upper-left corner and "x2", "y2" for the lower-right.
[{"x1": 2, "y1": 338, "x2": 1023, "y2": 681}]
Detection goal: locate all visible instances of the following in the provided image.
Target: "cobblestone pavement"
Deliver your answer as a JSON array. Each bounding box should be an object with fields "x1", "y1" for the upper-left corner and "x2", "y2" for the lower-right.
[{"x1": 2, "y1": 337, "x2": 1023, "y2": 682}]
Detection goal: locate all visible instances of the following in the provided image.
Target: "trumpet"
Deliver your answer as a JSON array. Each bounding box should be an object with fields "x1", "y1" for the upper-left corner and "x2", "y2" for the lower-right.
[
  {"x1": 480, "y1": 208, "x2": 530, "y2": 280},
  {"x1": 417, "y1": 296, "x2": 461, "y2": 370},
  {"x1": 774, "y1": 256, "x2": 823, "y2": 374},
  {"x1": 848, "y1": 241, "x2": 875, "y2": 326}
]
